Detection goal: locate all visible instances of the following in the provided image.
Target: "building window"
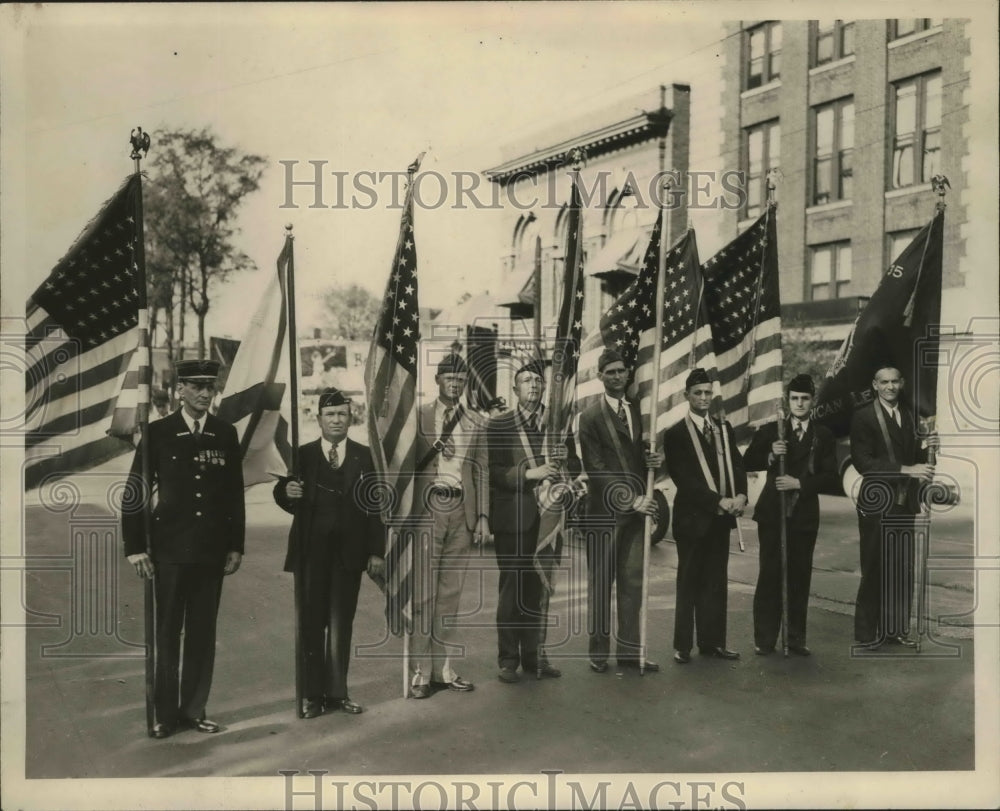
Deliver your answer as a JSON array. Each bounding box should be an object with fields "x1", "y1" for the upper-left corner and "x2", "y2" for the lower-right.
[
  {"x1": 886, "y1": 229, "x2": 921, "y2": 266},
  {"x1": 745, "y1": 22, "x2": 782, "y2": 90},
  {"x1": 813, "y1": 98, "x2": 854, "y2": 205},
  {"x1": 809, "y1": 242, "x2": 852, "y2": 300},
  {"x1": 891, "y1": 72, "x2": 942, "y2": 189},
  {"x1": 813, "y1": 20, "x2": 855, "y2": 65},
  {"x1": 744, "y1": 120, "x2": 780, "y2": 219},
  {"x1": 891, "y1": 19, "x2": 943, "y2": 40}
]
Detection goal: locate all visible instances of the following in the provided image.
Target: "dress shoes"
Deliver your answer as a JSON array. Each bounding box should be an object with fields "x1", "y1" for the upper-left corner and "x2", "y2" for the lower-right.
[
  {"x1": 498, "y1": 667, "x2": 520, "y2": 684},
  {"x1": 409, "y1": 684, "x2": 433, "y2": 699},
  {"x1": 536, "y1": 663, "x2": 562, "y2": 679},
  {"x1": 700, "y1": 646, "x2": 740, "y2": 660},
  {"x1": 302, "y1": 699, "x2": 324, "y2": 719},
  {"x1": 888, "y1": 635, "x2": 917, "y2": 648},
  {"x1": 323, "y1": 695, "x2": 363, "y2": 713},
  {"x1": 673, "y1": 650, "x2": 691, "y2": 664},
  {"x1": 855, "y1": 638, "x2": 883, "y2": 651},
  {"x1": 589, "y1": 660, "x2": 608, "y2": 673},
  {"x1": 430, "y1": 676, "x2": 475, "y2": 692},
  {"x1": 788, "y1": 644, "x2": 812, "y2": 657},
  {"x1": 754, "y1": 645, "x2": 775, "y2": 656},
  {"x1": 151, "y1": 723, "x2": 174, "y2": 739},
  {"x1": 179, "y1": 716, "x2": 221, "y2": 733}
]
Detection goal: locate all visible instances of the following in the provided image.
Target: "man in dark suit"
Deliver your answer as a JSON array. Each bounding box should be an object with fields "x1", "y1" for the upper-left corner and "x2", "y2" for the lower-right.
[
  {"x1": 487, "y1": 360, "x2": 579, "y2": 683},
  {"x1": 850, "y1": 364, "x2": 937, "y2": 649},
  {"x1": 407, "y1": 353, "x2": 489, "y2": 699},
  {"x1": 123, "y1": 359, "x2": 245, "y2": 739},
  {"x1": 744, "y1": 374, "x2": 838, "y2": 656},
  {"x1": 273, "y1": 388, "x2": 385, "y2": 717},
  {"x1": 577, "y1": 348, "x2": 663, "y2": 673},
  {"x1": 662, "y1": 368, "x2": 748, "y2": 664}
]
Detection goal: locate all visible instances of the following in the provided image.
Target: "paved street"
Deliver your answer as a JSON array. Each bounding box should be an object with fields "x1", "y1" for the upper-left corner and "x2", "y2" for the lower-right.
[{"x1": 14, "y1": 457, "x2": 981, "y2": 800}]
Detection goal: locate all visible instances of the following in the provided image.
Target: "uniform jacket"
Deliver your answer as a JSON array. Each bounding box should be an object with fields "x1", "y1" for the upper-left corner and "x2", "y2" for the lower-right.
[
  {"x1": 743, "y1": 418, "x2": 838, "y2": 532},
  {"x1": 122, "y1": 410, "x2": 245, "y2": 563},
  {"x1": 577, "y1": 397, "x2": 646, "y2": 521},
  {"x1": 487, "y1": 408, "x2": 580, "y2": 537},
  {"x1": 412, "y1": 401, "x2": 489, "y2": 529},
  {"x1": 274, "y1": 437, "x2": 384, "y2": 573},
  {"x1": 662, "y1": 415, "x2": 747, "y2": 539},
  {"x1": 849, "y1": 401, "x2": 928, "y2": 515}
]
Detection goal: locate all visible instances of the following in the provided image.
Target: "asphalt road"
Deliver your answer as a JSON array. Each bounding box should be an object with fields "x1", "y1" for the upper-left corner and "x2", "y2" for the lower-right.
[{"x1": 17, "y1": 474, "x2": 977, "y2": 788}]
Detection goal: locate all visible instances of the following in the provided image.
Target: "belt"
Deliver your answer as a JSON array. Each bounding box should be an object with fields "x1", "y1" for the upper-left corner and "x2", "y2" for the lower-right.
[{"x1": 429, "y1": 485, "x2": 463, "y2": 498}]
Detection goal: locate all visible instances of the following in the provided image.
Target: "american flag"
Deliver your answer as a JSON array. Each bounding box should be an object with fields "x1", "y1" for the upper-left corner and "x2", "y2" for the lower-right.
[
  {"x1": 576, "y1": 219, "x2": 715, "y2": 436},
  {"x1": 24, "y1": 174, "x2": 148, "y2": 490},
  {"x1": 365, "y1": 158, "x2": 421, "y2": 636},
  {"x1": 700, "y1": 203, "x2": 783, "y2": 442},
  {"x1": 216, "y1": 233, "x2": 293, "y2": 486},
  {"x1": 535, "y1": 170, "x2": 586, "y2": 591}
]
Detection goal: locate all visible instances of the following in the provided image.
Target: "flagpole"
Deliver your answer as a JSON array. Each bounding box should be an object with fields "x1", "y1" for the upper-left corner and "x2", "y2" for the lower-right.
[
  {"x1": 913, "y1": 176, "x2": 948, "y2": 654},
  {"x1": 129, "y1": 127, "x2": 156, "y2": 737},
  {"x1": 639, "y1": 164, "x2": 672, "y2": 675},
  {"x1": 776, "y1": 404, "x2": 790, "y2": 658},
  {"x1": 533, "y1": 236, "x2": 542, "y2": 343},
  {"x1": 281, "y1": 225, "x2": 306, "y2": 718}
]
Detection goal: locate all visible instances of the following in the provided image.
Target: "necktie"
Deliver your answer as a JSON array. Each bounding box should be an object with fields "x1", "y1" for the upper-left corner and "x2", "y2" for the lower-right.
[
  {"x1": 192, "y1": 419, "x2": 201, "y2": 445},
  {"x1": 893, "y1": 409, "x2": 901, "y2": 427},
  {"x1": 794, "y1": 420, "x2": 804, "y2": 441},
  {"x1": 441, "y1": 407, "x2": 455, "y2": 458},
  {"x1": 703, "y1": 420, "x2": 714, "y2": 449},
  {"x1": 328, "y1": 445, "x2": 339, "y2": 468},
  {"x1": 617, "y1": 399, "x2": 628, "y2": 425}
]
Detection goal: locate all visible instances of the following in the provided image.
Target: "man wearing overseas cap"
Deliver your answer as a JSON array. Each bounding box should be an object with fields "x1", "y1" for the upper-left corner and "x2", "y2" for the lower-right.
[
  {"x1": 577, "y1": 348, "x2": 664, "y2": 674},
  {"x1": 122, "y1": 358, "x2": 245, "y2": 739},
  {"x1": 273, "y1": 387, "x2": 385, "y2": 718},
  {"x1": 406, "y1": 352, "x2": 490, "y2": 699},
  {"x1": 661, "y1": 368, "x2": 748, "y2": 665},
  {"x1": 487, "y1": 357, "x2": 580, "y2": 684},
  {"x1": 743, "y1": 374, "x2": 838, "y2": 656}
]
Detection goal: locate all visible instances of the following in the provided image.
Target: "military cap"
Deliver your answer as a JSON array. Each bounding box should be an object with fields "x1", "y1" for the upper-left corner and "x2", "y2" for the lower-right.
[
  {"x1": 514, "y1": 358, "x2": 545, "y2": 381},
  {"x1": 175, "y1": 359, "x2": 220, "y2": 382},
  {"x1": 598, "y1": 348, "x2": 626, "y2": 372},
  {"x1": 436, "y1": 353, "x2": 468, "y2": 376},
  {"x1": 787, "y1": 373, "x2": 816, "y2": 395},
  {"x1": 685, "y1": 367, "x2": 712, "y2": 390},
  {"x1": 318, "y1": 387, "x2": 351, "y2": 410}
]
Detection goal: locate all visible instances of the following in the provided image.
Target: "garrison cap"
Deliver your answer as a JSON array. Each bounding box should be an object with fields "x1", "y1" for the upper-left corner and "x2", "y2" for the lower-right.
[
  {"x1": 175, "y1": 359, "x2": 220, "y2": 382},
  {"x1": 597, "y1": 348, "x2": 626, "y2": 372},
  {"x1": 514, "y1": 358, "x2": 545, "y2": 381},
  {"x1": 436, "y1": 353, "x2": 468, "y2": 376},
  {"x1": 685, "y1": 367, "x2": 711, "y2": 391},
  {"x1": 318, "y1": 387, "x2": 351, "y2": 410},
  {"x1": 787, "y1": 373, "x2": 816, "y2": 395}
]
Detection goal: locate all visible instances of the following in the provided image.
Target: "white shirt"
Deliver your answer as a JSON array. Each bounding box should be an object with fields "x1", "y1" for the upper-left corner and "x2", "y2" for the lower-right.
[
  {"x1": 688, "y1": 411, "x2": 712, "y2": 437},
  {"x1": 605, "y1": 394, "x2": 634, "y2": 438},
  {"x1": 877, "y1": 398, "x2": 902, "y2": 425},
  {"x1": 790, "y1": 416, "x2": 810, "y2": 436},
  {"x1": 179, "y1": 409, "x2": 207, "y2": 434},
  {"x1": 320, "y1": 435, "x2": 347, "y2": 468},
  {"x1": 433, "y1": 398, "x2": 466, "y2": 488}
]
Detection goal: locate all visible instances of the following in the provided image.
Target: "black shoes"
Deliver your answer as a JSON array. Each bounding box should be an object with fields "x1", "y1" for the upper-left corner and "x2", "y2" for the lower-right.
[
  {"x1": 179, "y1": 716, "x2": 221, "y2": 733},
  {"x1": 673, "y1": 650, "x2": 691, "y2": 664},
  {"x1": 151, "y1": 723, "x2": 173, "y2": 739},
  {"x1": 788, "y1": 644, "x2": 812, "y2": 657},
  {"x1": 754, "y1": 645, "x2": 775, "y2": 656},
  {"x1": 498, "y1": 667, "x2": 520, "y2": 683},
  {"x1": 536, "y1": 663, "x2": 562, "y2": 679},
  {"x1": 430, "y1": 676, "x2": 475, "y2": 692},
  {"x1": 699, "y1": 646, "x2": 741, "y2": 660},
  {"x1": 589, "y1": 660, "x2": 608, "y2": 673},
  {"x1": 617, "y1": 660, "x2": 661, "y2": 672}
]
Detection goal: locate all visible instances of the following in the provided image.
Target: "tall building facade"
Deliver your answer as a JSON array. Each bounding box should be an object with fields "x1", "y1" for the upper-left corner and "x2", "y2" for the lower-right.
[{"x1": 720, "y1": 19, "x2": 972, "y2": 339}]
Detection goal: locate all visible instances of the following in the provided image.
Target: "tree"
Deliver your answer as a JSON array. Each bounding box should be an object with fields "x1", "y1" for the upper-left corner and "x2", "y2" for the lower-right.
[
  {"x1": 144, "y1": 128, "x2": 267, "y2": 360},
  {"x1": 781, "y1": 317, "x2": 840, "y2": 387},
  {"x1": 320, "y1": 283, "x2": 382, "y2": 340}
]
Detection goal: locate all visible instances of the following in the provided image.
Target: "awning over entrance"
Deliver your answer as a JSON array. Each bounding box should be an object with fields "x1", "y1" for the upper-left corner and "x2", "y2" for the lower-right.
[
  {"x1": 496, "y1": 265, "x2": 536, "y2": 319},
  {"x1": 586, "y1": 228, "x2": 650, "y2": 279}
]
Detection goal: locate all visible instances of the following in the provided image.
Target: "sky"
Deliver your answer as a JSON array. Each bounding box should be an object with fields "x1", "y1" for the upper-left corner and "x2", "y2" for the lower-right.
[{"x1": 7, "y1": 3, "x2": 730, "y2": 340}]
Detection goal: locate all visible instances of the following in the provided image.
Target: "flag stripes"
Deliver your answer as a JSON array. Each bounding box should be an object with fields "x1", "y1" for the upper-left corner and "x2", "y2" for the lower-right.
[
  {"x1": 24, "y1": 175, "x2": 145, "y2": 490},
  {"x1": 365, "y1": 158, "x2": 422, "y2": 636}
]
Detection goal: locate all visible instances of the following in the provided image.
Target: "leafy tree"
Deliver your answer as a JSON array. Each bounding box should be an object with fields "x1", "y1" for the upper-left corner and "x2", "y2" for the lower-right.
[
  {"x1": 320, "y1": 283, "x2": 382, "y2": 340},
  {"x1": 781, "y1": 317, "x2": 840, "y2": 389},
  {"x1": 144, "y1": 128, "x2": 267, "y2": 361}
]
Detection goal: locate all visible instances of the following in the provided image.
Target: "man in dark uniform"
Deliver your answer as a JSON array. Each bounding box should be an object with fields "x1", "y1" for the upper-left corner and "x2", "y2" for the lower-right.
[
  {"x1": 850, "y1": 364, "x2": 937, "y2": 649},
  {"x1": 123, "y1": 359, "x2": 245, "y2": 739},
  {"x1": 273, "y1": 388, "x2": 385, "y2": 718},
  {"x1": 743, "y1": 373, "x2": 838, "y2": 656},
  {"x1": 577, "y1": 348, "x2": 663, "y2": 673},
  {"x1": 487, "y1": 360, "x2": 579, "y2": 683},
  {"x1": 662, "y1": 368, "x2": 747, "y2": 664}
]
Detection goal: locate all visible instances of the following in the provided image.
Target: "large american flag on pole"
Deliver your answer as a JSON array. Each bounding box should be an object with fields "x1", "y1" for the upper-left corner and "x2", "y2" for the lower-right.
[
  {"x1": 700, "y1": 203, "x2": 783, "y2": 442},
  {"x1": 365, "y1": 157, "x2": 421, "y2": 636},
  {"x1": 24, "y1": 174, "x2": 148, "y2": 490},
  {"x1": 577, "y1": 219, "x2": 715, "y2": 435},
  {"x1": 535, "y1": 169, "x2": 586, "y2": 592}
]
